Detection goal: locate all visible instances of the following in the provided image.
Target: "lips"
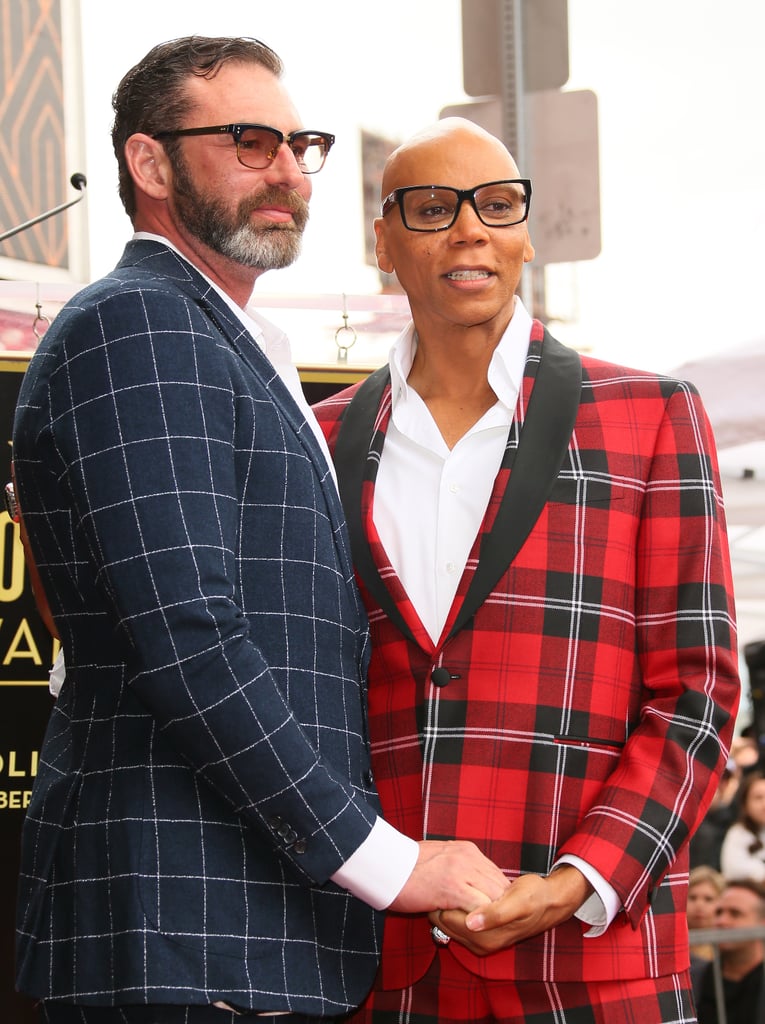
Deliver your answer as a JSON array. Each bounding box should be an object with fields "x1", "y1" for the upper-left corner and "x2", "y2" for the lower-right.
[
  {"x1": 253, "y1": 207, "x2": 297, "y2": 224},
  {"x1": 243, "y1": 187, "x2": 309, "y2": 231}
]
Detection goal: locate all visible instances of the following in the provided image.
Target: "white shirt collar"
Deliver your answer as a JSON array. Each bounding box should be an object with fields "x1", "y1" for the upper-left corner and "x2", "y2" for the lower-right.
[
  {"x1": 132, "y1": 231, "x2": 292, "y2": 365},
  {"x1": 388, "y1": 298, "x2": 534, "y2": 415}
]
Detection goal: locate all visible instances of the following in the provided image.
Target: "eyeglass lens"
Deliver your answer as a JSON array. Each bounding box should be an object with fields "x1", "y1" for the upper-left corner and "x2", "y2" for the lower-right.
[
  {"x1": 236, "y1": 127, "x2": 329, "y2": 173},
  {"x1": 402, "y1": 182, "x2": 528, "y2": 230}
]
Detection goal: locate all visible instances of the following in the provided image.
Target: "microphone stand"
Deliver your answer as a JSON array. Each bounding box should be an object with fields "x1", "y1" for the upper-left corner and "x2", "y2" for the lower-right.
[{"x1": 0, "y1": 173, "x2": 88, "y2": 244}]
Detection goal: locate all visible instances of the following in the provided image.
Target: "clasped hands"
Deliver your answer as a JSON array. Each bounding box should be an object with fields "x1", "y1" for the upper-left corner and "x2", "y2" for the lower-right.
[{"x1": 388, "y1": 840, "x2": 591, "y2": 957}]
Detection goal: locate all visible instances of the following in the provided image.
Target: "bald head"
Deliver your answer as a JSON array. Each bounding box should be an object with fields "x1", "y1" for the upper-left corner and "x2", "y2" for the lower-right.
[
  {"x1": 373, "y1": 116, "x2": 534, "y2": 344},
  {"x1": 381, "y1": 118, "x2": 522, "y2": 198}
]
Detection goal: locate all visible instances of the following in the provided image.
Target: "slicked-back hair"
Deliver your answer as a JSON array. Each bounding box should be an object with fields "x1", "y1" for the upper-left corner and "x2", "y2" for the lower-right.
[{"x1": 111, "y1": 36, "x2": 283, "y2": 219}]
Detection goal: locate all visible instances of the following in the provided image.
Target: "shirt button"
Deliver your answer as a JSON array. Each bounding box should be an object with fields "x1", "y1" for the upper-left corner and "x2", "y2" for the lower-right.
[
  {"x1": 449, "y1": 482, "x2": 460, "y2": 494},
  {"x1": 445, "y1": 561, "x2": 457, "y2": 574}
]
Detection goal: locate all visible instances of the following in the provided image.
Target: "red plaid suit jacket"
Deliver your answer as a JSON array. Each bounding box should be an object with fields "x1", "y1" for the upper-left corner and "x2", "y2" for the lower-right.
[{"x1": 313, "y1": 322, "x2": 740, "y2": 987}]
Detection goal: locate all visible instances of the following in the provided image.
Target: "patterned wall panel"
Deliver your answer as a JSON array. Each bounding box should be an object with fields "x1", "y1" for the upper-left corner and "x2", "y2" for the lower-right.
[{"x1": 0, "y1": 0, "x2": 68, "y2": 269}]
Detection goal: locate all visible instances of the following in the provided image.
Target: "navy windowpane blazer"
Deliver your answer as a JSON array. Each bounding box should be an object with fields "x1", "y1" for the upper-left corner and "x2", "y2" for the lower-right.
[{"x1": 13, "y1": 240, "x2": 382, "y2": 1015}]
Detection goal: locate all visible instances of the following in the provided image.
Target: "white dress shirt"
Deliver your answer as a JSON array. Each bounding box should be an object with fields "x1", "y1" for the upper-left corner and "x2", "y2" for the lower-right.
[{"x1": 375, "y1": 303, "x2": 531, "y2": 643}]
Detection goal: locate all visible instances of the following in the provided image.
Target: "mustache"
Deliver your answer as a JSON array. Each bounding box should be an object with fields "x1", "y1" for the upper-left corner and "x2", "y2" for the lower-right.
[{"x1": 240, "y1": 186, "x2": 310, "y2": 230}]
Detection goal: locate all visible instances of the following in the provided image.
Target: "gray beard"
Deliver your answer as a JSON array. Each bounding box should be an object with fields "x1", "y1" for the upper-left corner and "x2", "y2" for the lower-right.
[
  {"x1": 216, "y1": 220, "x2": 303, "y2": 269},
  {"x1": 170, "y1": 153, "x2": 308, "y2": 271}
]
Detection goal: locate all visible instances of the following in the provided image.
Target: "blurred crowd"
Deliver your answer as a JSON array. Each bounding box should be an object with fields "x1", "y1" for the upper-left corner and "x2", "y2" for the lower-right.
[{"x1": 687, "y1": 729, "x2": 765, "y2": 1021}]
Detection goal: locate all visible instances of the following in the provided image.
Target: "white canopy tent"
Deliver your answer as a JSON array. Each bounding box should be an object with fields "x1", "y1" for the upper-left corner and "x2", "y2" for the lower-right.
[
  {"x1": 674, "y1": 340, "x2": 765, "y2": 726},
  {"x1": 674, "y1": 341, "x2": 765, "y2": 645}
]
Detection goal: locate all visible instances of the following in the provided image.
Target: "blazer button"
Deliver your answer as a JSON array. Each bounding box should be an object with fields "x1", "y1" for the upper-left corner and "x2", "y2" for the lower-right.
[
  {"x1": 431, "y1": 667, "x2": 451, "y2": 688},
  {"x1": 363, "y1": 769, "x2": 374, "y2": 787},
  {"x1": 293, "y1": 839, "x2": 307, "y2": 855}
]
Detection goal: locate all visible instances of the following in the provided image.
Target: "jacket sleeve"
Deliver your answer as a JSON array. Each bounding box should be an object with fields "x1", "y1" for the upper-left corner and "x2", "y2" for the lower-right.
[
  {"x1": 17, "y1": 288, "x2": 378, "y2": 883},
  {"x1": 558, "y1": 381, "x2": 740, "y2": 926}
]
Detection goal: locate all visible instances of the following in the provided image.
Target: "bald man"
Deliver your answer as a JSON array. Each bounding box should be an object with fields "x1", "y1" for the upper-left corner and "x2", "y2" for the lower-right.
[{"x1": 313, "y1": 118, "x2": 740, "y2": 1023}]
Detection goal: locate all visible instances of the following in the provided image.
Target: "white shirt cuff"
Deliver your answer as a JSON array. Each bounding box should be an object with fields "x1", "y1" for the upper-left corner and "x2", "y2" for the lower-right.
[
  {"x1": 330, "y1": 817, "x2": 419, "y2": 910},
  {"x1": 555, "y1": 854, "x2": 621, "y2": 937}
]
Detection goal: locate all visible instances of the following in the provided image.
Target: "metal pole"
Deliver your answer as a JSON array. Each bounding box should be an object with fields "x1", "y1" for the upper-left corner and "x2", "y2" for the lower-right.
[
  {"x1": 710, "y1": 949, "x2": 728, "y2": 1024},
  {"x1": 500, "y1": 0, "x2": 525, "y2": 166},
  {"x1": 500, "y1": 0, "x2": 533, "y2": 310}
]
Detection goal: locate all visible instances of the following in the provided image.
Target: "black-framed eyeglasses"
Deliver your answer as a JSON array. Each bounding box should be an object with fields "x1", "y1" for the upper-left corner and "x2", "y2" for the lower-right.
[
  {"x1": 153, "y1": 123, "x2": 335, "y2": 174},
  {"x1": 381, "y1": 179, "x2": 532, "y2": 232},
  {"x1": 4, "y1": 481, "x2": 19, "y2": 523}
]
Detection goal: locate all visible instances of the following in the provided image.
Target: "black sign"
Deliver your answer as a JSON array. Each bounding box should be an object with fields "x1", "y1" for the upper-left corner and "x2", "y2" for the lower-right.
[{"x1": 1, "y1": 356, "x2": 54, "y2": 1022}]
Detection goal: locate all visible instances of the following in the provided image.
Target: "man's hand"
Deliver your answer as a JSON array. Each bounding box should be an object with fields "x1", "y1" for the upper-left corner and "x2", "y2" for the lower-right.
[
  {"x1": 388, "y1": 840, "x2": 510, "y2": 914},
  {"x1": 429, "y1": 865, "x2": 593, "y2": 956}
]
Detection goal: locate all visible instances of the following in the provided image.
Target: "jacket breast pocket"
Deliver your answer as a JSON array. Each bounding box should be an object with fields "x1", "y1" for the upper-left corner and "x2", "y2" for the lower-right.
[{"x1": 548, "y1": 477, "x2": 627, "y2": 507}]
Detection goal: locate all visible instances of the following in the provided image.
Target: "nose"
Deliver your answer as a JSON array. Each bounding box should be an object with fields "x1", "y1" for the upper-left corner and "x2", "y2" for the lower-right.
[
  {"x1": 449, "y1": 197, "x2": 489, "y2": 241},
  {"x1": 263, "y1": 141, "x2": 309, "y2": 192}
]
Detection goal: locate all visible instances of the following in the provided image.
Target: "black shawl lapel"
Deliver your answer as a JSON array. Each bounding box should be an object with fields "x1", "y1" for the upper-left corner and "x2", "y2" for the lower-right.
[
  {"x1": 333, "y1": 330, "x2": 582, "y2": 647},
  {"x1": 448, "y1": 330, "x2": 581, "y2": 637}
]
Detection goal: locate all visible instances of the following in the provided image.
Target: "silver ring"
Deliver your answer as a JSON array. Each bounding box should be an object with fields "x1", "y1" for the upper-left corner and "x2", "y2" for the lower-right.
[{"x1": 431, "y1": 924, "x2": 451, "y2": 946}]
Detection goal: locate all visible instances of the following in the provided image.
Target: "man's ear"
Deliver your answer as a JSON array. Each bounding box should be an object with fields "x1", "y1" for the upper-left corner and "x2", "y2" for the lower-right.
[
  {"x1": 124, "y1": 133, "x2": 172, "y2": 202},
  {"x1": 374, "y1": 218, "x2": 395, "y2": 275}
]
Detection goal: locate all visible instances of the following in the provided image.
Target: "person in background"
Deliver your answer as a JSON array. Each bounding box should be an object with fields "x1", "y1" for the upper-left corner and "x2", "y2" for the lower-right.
[
  {"x1": 12, "y1": 44, "x2": 507, "y2": 1024},
  {"x1": 693, "y1": 879, "x2": 765, "y2": 1023},
  {"x1": 688, "y1": 866, "x2": 726, "y2": 962},
  {"x1": 314, "y1": 117, "x2": 741, "y2": 1022},
  {"x1": 721, "y1": 771, "x2": 765, "y2": 882},
  {"x1": 732, "y1": 731, "x2": 761, "y2": 773},
  {"x1": 690, "y1": 756, "x2": 745, "y2": 871},
  {"x1": 691, "y1": 733, "x2": 762, "y2": 871}
]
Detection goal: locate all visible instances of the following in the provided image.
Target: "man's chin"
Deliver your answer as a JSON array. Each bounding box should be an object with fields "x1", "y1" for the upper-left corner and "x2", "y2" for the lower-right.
[
  {"x1": 252, "y1": 245, "x2": 302, "y2": 272},
  {"x1": 227, "y1": 228, "x2": 302, "y2": 271},
  {"x1": 251, "y1": 256, "x2": 298, "y2": 274}
]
